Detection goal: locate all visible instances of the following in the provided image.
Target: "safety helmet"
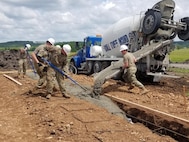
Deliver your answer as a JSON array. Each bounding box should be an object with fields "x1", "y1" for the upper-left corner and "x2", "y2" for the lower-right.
[
  {"x1": 25, "y1": 44, "x2": 31, "y2": 50},
  {"x1": 120, "y1": 45, "x2": 128, "y2": 52},
  {"x1": 47, "y1": 38, "x2": 55, "y2": 45},
  {"x1": 63, "y1": 44, "x2": 71, "y2": 55},
  {"x1": 55, "y1": 45, "x2": 61, "y2": 48}
]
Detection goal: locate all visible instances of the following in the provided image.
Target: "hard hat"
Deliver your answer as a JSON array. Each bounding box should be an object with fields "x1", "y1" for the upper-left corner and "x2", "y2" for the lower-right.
[
  {"x1": 25, "y1": 44, "x2": 31, "y2": 50},
  {"x1": 120, "y1": 45, "x2": 128, "y2": 52},
  {"x1": 55, "y1": 45, "x2": 61, "y2": 48},
  {"x1": 47, "y1": 38, "x2": 55, "y2": 45},
  {"x1": 63, "y1": 44, "x2": 71, "y2": 55}
]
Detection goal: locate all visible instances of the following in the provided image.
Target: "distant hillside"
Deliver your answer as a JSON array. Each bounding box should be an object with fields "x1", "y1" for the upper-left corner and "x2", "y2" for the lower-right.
[
  {"x1": 174, "y1": 40, "x2": 189, "y2": 48},
  {"x1": 0, "y1": 41, "x2": 83, "y2": 52},
  {"x1": 0, "y1": 41, "x2": 33, "y2": 46},
  {"x1": 0, "y1": 40, "x2": 188, "y2": 51},
  {"x1": 0, "y1": 41, "x2": 40, "y2": 49}
]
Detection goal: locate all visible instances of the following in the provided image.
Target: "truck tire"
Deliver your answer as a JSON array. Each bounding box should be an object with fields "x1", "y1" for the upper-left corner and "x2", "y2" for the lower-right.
[
  {"x1": 101, "y1": 61, "x2": 110, "y2": 70},
  {"x1": 93, "y1": 61, "x2": 102, "y2": 73},
  {"x1": 142, "y1": 9, "x2": 161, "y2": 35},
  {"x1": 69, "y1": 61, "x2": 77, "y2": 74},
  {"x1": 86, "y1": 61, "x2": 93, "y2": 74},
  {"x1": 178, "y1": 17, "x2": 189, "y2": 41}
]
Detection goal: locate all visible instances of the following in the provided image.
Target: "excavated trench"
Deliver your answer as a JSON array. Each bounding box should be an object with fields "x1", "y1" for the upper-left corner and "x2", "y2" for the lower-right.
[{"x1": 116, "y1": 102, "x2": 189, "y2": 142}]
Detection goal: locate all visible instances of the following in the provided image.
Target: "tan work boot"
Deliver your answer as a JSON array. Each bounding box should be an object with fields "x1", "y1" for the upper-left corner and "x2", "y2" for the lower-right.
[
  {"x1": 62, "y1": 93, "x2": 70, "y2": 99},
  {"x1": 140, "y1": 88, "x2": 150, "y2": 95}
]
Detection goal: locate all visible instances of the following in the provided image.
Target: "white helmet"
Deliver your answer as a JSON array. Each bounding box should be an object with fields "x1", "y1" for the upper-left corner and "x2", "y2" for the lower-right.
[
  {"x1": 25, "y1": 44, "x2": 31, "y2": 50},
  {"x1": 120, "y1": 45, "x2": 128, "y2": 52},
  {"x1": 63, "y1": 44, "x2": 71, "y2": 55},
  {"x1": 47, "y1": 38, "x2": 55, "y2": 45},
  {"x1": 55, "y1": 45, "x2": 61, "y2": 48}
]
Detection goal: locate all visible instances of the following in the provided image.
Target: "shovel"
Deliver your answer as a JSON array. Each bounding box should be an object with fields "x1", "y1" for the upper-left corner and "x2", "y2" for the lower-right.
[{"x1": 41, "y1": 58, "x2": 88, "y2": 91}]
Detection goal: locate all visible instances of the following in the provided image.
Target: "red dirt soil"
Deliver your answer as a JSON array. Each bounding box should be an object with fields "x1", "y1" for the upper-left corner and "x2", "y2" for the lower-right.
[
  {"x1": 0, "y1": 49, "x2": 189, "y2": 141},
  {"x1": 0, "y1": 72, "x2": 188, "y2": 142}
]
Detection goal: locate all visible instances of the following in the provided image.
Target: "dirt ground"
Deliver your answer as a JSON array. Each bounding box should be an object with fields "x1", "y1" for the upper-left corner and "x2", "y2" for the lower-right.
[{"x1": 0, "y1": 49, "x2": 189, "y2": 142}]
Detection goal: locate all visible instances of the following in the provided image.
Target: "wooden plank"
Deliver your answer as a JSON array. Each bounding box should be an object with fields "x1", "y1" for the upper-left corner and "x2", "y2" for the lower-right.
[
  {"x1": 104, "y1": 93, "x2": 189, "y2": 127},
  {"x1": 3, "y1": 74, "x2": 22, "y2": 86}
]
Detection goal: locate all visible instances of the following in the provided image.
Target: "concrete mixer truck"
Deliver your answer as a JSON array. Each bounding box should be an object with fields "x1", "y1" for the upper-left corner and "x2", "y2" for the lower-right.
[{"x1": 69, "y1": 0, "x2": 189, "y2": 96}]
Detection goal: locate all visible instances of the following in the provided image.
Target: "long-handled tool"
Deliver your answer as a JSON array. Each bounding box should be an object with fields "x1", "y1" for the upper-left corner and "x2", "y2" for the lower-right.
[
  {"x1": 41, "y1": 58, "x2": 88, "y2": 91},
  {"x1": 26, "y1": 51, "x2": 37, "y2": 75}
]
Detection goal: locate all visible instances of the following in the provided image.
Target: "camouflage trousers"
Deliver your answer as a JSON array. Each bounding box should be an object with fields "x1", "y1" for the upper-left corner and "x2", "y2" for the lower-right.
[
  {"x1": 122, "y1": 67, "x2": 145, "y2": 89},
  {"x1": 34, "y1": 62, "x2": 47, "y2": 86},
  {"x1": 18, "y1": 59, "x2": 27, "y2": 75},
  {"x1": 46, "y1": 67, "x2": 65, "y2": 95}
]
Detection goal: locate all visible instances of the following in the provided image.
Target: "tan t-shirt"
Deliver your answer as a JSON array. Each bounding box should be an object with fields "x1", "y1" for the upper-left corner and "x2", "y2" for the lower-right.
[{"x1": 123, "y1": 52, "x2": 136, "y2": 68}]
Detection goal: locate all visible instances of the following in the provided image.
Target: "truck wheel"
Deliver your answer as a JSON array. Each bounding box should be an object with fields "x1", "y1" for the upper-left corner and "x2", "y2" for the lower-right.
[
  {"x1": 101, "y1": 62, "x2": 110, "y2": 70},
  {"x1": 69, "y1": 62, "x2": 77, "y2": 74},
  {"x1": 142, "y1": 9, "x2": 161, "y2": 35},
  {"x1": 93, "y1": 61, "x2": 102, "y2": 73},
  {"x1": 86, "y1": 61, "x2": 93, "y2": 74},
  {"x1": 178, "y1": 17, "x2": 189, "y2": 41}
]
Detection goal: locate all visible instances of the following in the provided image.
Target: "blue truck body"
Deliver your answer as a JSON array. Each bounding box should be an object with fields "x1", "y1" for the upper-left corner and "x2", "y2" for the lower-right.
[{"x1": 70, "y1": 36, "x2": 104, "y2": 74}]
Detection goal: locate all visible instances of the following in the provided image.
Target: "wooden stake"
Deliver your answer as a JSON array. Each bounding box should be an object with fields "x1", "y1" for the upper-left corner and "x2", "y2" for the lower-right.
[{"x1": 3, "y1": 74, "x2": 22, "y2": 86}]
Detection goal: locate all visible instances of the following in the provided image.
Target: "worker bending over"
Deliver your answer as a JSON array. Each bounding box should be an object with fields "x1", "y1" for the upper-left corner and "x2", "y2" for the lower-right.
[
  {"x1": 31, "y1": 38, "x2": 55, "y2": 88},
  {"x1": 45, "y1": 44, "x2": 71, "y2": 99}
]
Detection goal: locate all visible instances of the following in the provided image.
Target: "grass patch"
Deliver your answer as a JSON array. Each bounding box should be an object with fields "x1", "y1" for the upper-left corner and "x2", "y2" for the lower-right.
[{"x1": 169, "y1": 48, "x2": 189, "y2": 63}]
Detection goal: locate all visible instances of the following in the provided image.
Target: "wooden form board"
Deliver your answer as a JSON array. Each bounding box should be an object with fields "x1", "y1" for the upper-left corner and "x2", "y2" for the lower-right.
[{"x1": 104, "y1": 93, "x2": 189, "y2": 127}]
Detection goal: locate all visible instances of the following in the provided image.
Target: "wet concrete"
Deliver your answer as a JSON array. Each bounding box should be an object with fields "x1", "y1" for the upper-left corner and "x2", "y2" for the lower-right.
[{"x1": 26, "y1": 71, "x2": 130, "y2": 122}]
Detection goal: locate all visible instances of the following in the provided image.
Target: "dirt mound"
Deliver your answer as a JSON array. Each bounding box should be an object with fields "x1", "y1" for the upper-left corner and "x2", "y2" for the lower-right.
[{"x1": 0, "y1": 49, "x2": 20, "y2": 70}]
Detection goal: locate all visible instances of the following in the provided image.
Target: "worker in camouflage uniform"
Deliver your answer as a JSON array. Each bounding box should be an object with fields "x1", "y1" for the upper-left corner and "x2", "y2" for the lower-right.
[
  {"x1": 31, "y1": 38, "x2": 55, "y2": 88},
  {"x1": 45, "y1": 44, "x2": 71, "y2": 99},
  {"x1": 120, "y1": 45, "x2": 149, "y2": 95},
  {"x1": 18, "y1": 44, "x2": 31, "y2": 78}
]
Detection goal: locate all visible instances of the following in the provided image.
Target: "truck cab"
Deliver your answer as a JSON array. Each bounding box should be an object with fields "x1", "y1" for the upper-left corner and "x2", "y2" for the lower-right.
[{"x1": 70, "y1": 36, "x2": 102, "y2": 74}]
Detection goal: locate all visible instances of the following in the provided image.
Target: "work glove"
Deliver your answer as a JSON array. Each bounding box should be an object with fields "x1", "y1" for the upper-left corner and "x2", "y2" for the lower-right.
[
  {"x1": 38, "y1": 62, "x2": 43, "y2": 67},
  {"x1": 43, "y1": 66, "x2": 48, "y2": 72}
]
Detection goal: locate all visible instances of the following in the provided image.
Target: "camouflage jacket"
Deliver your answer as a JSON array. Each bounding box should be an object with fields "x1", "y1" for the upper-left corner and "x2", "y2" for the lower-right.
[
  {"x1": 49, "y1": 47, "x2": 67, "y2": 69},
  {"x1": 34, "y1": 44, "x2": 49, "y2": 62}
]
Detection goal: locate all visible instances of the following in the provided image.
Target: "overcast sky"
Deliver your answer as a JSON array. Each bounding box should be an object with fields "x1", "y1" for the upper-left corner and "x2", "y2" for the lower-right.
[{"x1": 0, "y1": 0, "x2": 188, "y2": 43}]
